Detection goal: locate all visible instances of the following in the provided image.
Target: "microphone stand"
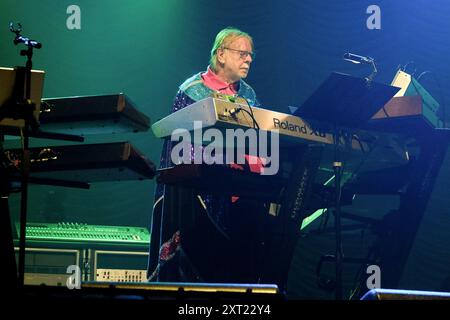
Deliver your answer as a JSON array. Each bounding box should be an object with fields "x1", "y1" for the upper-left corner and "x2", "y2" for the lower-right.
[
  {"x1": 9, "y1": 23, "x2": 42, "y2": 288},
  {"x1": 332, "y1": 124, "x2": 344, "y2": 300},
  {"x1": 332, "y1": 56, "x2": 378, "y2": 299}
]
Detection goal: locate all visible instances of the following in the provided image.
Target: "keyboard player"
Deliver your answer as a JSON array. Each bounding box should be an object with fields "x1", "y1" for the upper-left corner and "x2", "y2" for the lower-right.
[{"x1": 147, "y1": 27, "x2": 268, "y2": 284}]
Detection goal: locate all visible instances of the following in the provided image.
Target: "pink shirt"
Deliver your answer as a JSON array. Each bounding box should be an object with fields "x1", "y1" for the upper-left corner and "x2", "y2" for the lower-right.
[
  {"x1": 201, "y1": 68, "x2": 263, "y2": 202},
  {"x1": 201, "y1": 66, "x2": 239, "y2": 95}
]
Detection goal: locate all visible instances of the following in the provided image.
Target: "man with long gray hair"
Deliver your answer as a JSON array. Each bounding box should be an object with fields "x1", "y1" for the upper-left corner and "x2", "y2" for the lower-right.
[{"x1": 147, "y1": 27, "x2": 266, "y2": 284}]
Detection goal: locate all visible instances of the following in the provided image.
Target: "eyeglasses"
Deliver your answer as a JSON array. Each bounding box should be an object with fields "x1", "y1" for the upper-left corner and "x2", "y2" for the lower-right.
[{"x1": 222, "y1": 47, "x2": 255, "y2": 60}]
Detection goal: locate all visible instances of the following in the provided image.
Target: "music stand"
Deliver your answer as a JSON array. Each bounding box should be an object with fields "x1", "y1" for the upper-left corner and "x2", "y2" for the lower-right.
[
  {"x1": 296, "y1": 72, "x2": 400, "y2": 299},
  {"x1": 0, "y1": 67, "x2": 45, "y2": 128},
  {"x1": 297, "y1": 72, "x2": 400, "y2": 127}
]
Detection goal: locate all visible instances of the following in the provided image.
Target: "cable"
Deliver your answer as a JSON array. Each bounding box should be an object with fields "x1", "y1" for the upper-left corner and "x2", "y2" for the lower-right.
[
  {"x1": 347, "y1": 136, "x2": 379, "y2": 182},
  {"x1": 380, "y1": 105, "x2": 390, "y2": 118},
  {"x1": 351, "y1": 134, "x2": 368, "y2": 154},
  {"x1": 348, "y1": 225, "x2": 376, "y2": 300},
  {"x1": 247, "y1": 104, "x2": 260, "y2": 130},
  {"x1": 416, "y1": 70, "x2": 447, "y2": 128},
  {"x1": 230, "y1": 107, "x2": 260, "y2": 130},
  {"x1": 240, "y1": 97, "x2": 260, "y2": 130},
  {"x1": 401, "y1": 61, "x2": 417, "y2": 76}
]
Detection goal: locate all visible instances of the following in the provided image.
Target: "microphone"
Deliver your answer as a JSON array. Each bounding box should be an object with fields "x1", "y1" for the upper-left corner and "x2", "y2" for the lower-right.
[
  {"x1": 343, "y1": 53, "x2": 373, "y2": 64},
  {"x1": 14, "y1": 35, "x2": 42, "y2": 49}
]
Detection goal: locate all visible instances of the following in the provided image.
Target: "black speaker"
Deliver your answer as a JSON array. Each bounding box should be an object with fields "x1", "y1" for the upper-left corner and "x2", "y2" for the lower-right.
[{"x1": 361, "y1": 288, "x2": 450, "y2": 300}]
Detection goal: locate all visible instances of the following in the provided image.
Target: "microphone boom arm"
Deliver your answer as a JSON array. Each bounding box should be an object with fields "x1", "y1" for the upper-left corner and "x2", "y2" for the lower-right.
[
  {"x1": 365, "y1": 59, "x2": 378, "y2": 83},
  {"x1": 343, "y1": 52, "x2": 378, "y2": 84}
]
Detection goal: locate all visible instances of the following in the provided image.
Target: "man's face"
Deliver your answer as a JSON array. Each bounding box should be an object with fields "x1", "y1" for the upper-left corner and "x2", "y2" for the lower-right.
[{"x1": 218, "y1": 37, "x2": 253, "y2": 83}]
